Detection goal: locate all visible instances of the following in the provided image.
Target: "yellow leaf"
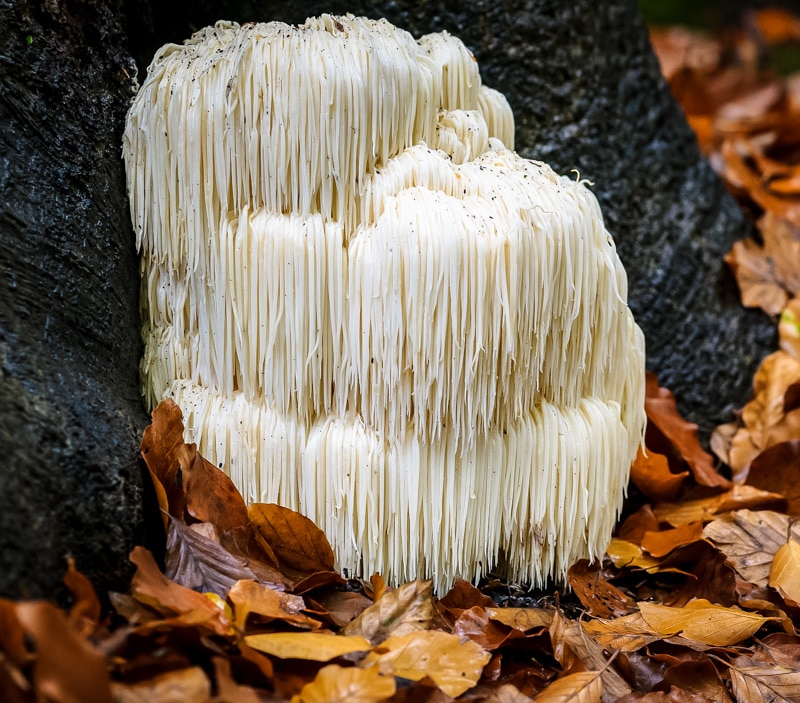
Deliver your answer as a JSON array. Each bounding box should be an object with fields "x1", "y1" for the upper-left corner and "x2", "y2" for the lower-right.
[
  {"x1": 343, "y1": 580, "x2": 432, "y2": 645},
  {"x1": 581, "y1": 612, "x2": 663, "y2": 652},
  {"x1": 534, "y1": 671, "x2": 603, "y2": 703},
  {"x1": 228, "y1": 579, "x2": 319, "y2": 631},
  {"x1": 362, "y1": 630, "x2": 490, "y2": 697},
  {"x1": 638, "y1": 599, "x2": 769, "y2": 646},
  {"x1": 606, "y1": 539, "x2": 661, "y2": 571},
  {"x1": 291, "y1": 664, "x2": 395, "y2": 703},
  {"x1": 244, "y1": 632, "x2": 371, "y2": 661},
  {"x1": 769, "y1": 540, "x2": 800, "y2": 604},
  {"x1": 485, "y1": 607, "x2": 554, "y2": 631}
]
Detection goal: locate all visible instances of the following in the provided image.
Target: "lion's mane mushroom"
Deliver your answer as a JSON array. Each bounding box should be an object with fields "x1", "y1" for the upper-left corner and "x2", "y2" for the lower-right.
[{"x1": 124, "y1": 15, "x2": 646, "y2": 592}]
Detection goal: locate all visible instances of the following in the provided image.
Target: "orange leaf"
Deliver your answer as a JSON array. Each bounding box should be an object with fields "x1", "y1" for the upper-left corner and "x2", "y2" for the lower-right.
[
  {"x1": 769, "y1": 540, "x2": 800, "y2": 605},
  {"x1": 641, "y1": 522, "x2": 704, "y2": 558},
  {"x1": 140, "y1": 399, "x2": 188, "y2": 520},
  {"x1": 645, "y1": 375, "x2": 730, "y2": 489},
  {"x1": 15, "y1": 602, "x2": 113, "y2": 703},
  {"x1": 129, "y1": 546, "x2": 230, "y2": 636},
  {"x1": 228, "y1": 579, "x2": 320, "y2": 631},
  {"x1": 291, "y1": 664, "x2": 395, "y2": 703},
  {"x1": 746, "y1": 440, "x2": 800, "y2": 515},
  {"x1": 244, "y1": 632, "x2": 371, "y2": 661},
  {"x1": 629, "y1": 448, "x2": 689, "y2": 502},
  {"x1": 567, "y1": 560, "x2": 635, "y2": 618},
  {"x1": 535, "y1": 671, "x2": 602, "y2": 703},
  {"x1": 248, "y1": 503, "x2": 335, "y2": 575}
]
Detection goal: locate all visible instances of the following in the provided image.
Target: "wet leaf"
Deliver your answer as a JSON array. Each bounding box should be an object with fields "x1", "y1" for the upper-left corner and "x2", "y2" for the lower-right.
[
  {"x1": 249, "y1": 503, "x2": 335, "y2": 575},
  {"x1": 534, "y1": 671, "x2": 602, "y2": 703},
  {"x1": 291, "y1": 664, "x2": 395, "y2": 703},
  {"x1": 363, "y1": 630, "x2": 490, "y2": 697},
  {"x1": 343, "y1": 579, "x2": 432, "y2": 645},
  {"x1": 770, "y1": 540, "x2": 800, "y2": 604},
  {"x1": 244, "y1": 632, "x2": 371, "y2": 661},
  {"x1": 703, "y1": 510, "x2": 800, "y2": 586},
  {"x1": 638, "y1": 599, "x2": 771, "y2": 646}
]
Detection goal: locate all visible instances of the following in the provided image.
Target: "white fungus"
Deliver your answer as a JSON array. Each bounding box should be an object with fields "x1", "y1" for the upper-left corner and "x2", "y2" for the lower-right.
[{"x1": 124, "y1": 15, "x2": 646, "y2": 592}]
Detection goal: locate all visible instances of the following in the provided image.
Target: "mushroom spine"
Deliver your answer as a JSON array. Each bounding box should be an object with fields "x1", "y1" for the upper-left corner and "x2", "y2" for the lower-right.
[{"x1": 124, "y1": 15, "x2": 646, "y2": 592}]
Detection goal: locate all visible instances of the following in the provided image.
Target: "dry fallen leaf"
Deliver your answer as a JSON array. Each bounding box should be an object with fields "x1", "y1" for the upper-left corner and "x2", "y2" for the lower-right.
[
  {"x1": 729, "y1": 654, "x2": 800, "y2": 703},
  {"x1": 534, "y1": 671, "x2": 603, "y2": 703},
  {"x1": 703, "y1": 510, "x2": 800, "y2": 587},
  {"x1": 641, "y1": 522, "x2": 704, "y2": 558},
  {"x1": 485, "y1": 607, "x2": 554, "y2": 632},
  {"x1": 654, "y1": 486, "x2": 786, "y2": 526},
  {"x1": 638, "y1": 599, "x2": 770, "y2": 646},
  {"x1": 111, "y1": 667, "x2": 211, "y2": 703},
  {"x1": 581, "y1": 612, "x2": 664, "y2": 652},
  {"x1": 228, "y1": 578, "x2": 320, "y2": 631},
  {"x1": 249, "y1": 503, "x2": 336, "y2": 575},
  {"x1": 630, "y1": 448, "x2": 689, "y2": 502},
  {"x1": 362, "y1": 630, "x2": 490, "y2": 697},
  {"x1": 343, "y1": 579, "x2": 432, "y2": 645},
  {"x1": 244, "y1": 632, "x2": 372, "y2": 661},
  {"x1": 290, "y1": 664, "x2": 395, "y2": 703},
  {"x1": 769, "y1": 540, "x2": 800, "y2": 605}
]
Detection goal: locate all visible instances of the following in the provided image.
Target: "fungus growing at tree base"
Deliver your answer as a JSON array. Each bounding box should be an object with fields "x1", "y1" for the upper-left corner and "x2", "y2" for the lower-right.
[{"x1": 124, "y1": 15, "x2": 646, "y2": 592}]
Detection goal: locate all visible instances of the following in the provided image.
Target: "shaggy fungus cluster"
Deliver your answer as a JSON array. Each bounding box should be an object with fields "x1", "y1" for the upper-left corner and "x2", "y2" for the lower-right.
[{"x1": 124, "y1": 15, "x2": 646, "y2": 592}]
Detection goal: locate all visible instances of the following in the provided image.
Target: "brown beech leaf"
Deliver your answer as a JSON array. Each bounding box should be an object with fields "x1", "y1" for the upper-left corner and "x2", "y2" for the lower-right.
[
  {"x1": 729, "y1": 654, "x2": 800, "y2": 703},
  {"x1": 534, "y1": 671, "x2": 602, "y2": 703},
  {"x1": 363, "y1": 630, "x2": 491, "y2": 697},
  {"x1": 645, "y1": 376, "x2": 730, "y2": 489},
  {"x1": 439, "y1": 579, "x2": 495, "y2": 614},
  {"x1": 140, "y1": 399, "x2": 188, "y2": 521},
  {"x1": 770, "y1": 540, "x2": 800, "y2": 604},
  {"x1": 641, "y1": 522, "x2": 704, "y2": 558},
  {"x1": 343, "y1": 579, "x2": 432, "y2": 645},
  {"x1": 291, "y1": 664, "x2": 396, "y2": 703},
  {"x1": 703, "y1": 509, "x2": 800, "y2": 586},
  {"x1": 630, "y1": 448, "x2": 688, "y2": 502},
  {"x1": 654, "y1": 485, "x2": 786, "y2": 526},
  {"x1": 567, "y1": 560, "x2": 635, "y2": 618},
  {"x1": 248, "y1": 503, "x2": 335, "y2": 575},
  {"x1": 313, "y1": 590, "x2": 373, "y2": 628},
  {"x1": 746, "y1": 440, "x2": 800, "y2": 515},
  {"x1": 63, "y1": 558, "x2": 101, "y2": 636},
  {"x1": 112, "y1": 667, "x2": 211, "y2": 703},
  {"x1": 485, "y1": 607, "x2": 554, "y2": 632},
  {"x1": 165, "y1": 519, "x2": 286, "y2": 596},
  {"x1": 479, "y1": 683, "x2": 536, "y2": 702},
  {"x1": 244, "y1": 632, "x2": 371, "y2": 661},
  {"x1": 638, "y1": 599, "x2": 771, "y2": 646},
  {"x1": 582, "y1": 612, "x2": 663, "y2": 652},
  {"x1": 128, "y1": 546, "x2": 231, "y2": 636},
  {"x1": 606, "y1": 539, "x2": 662, "y2": 572},
  {"x1": 15, "y1": 601, "x2": 113, "y2": 703},
  {"x1": 452, "y1": 607, "x2": 518, "y2": 651},
  {"x1": 228, "y1": 579, "x2": 320, "y2": 631},
  {"x1": 616, "y1": 505, "x2": 662, "y2": 545}
]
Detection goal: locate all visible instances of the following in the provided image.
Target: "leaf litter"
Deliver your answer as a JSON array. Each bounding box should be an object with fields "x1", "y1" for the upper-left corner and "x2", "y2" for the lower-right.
[{"x1": 5, "y1": 9, "x2": 800, "y2": 703}]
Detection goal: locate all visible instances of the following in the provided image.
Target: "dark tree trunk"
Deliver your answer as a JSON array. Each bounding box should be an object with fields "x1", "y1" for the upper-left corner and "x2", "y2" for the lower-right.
[
  {"x1": 0, "y1": 0, "x2": 773, "y2": 598},
  {"x1": 0, "y1": 0, "x2": 151, "y2": 600}
]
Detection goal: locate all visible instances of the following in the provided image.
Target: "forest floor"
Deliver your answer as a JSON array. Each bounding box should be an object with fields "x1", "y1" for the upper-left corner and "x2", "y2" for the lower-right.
[{"x1": 3, "y1": 9, "x2": 800, "y2": 703}]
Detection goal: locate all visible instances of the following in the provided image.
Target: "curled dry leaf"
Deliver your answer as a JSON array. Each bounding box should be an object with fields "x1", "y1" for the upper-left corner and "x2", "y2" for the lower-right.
[
  {"x1": 582, "y1": 612, "x2": 666, "y2": 653},
  {"x1": 769, "y1": 540, "x2": 800, "y2": 605},
  {"x1": 645, "y1": 375, "x2": 730, "y2": 489},
  {"x1": 654, "y1": 485, "x2": 786, "y2": 526},
  {"x1": 244, "y1": 632, "x2": 371, "y2": 661},
  {"x1": 363, "y1": 630, "x2": 491, "y2": 697},
  {"x1": 703, "y1": 509, "x2": 800, "y2": 587},
  {"x1": 343, "y1": 579, "x2": 432, "y2": 645},
  {"x1": 567, "y1": 560, "x2": 636, "y2": 618},
  {"x1": 629, "y1": 448, "x2": 689, "y2": 503},
  {"x1": 534, "y1": 671, "x2": 602, "y2": 703},
  {"x1": 640, "y1": 522, "x2": 704, "y2": 558},
  {"x1": 606, "y1": 539, "x2": 662, "y2": 572},
  {"x1": 129, "y1": 546, "x2": 231, "y2": 636},
  {"x1": 291, "y1": 664, "x2": 395, "y2": 703},
  {"x1": 248, "y1": 503, "x2": 335, "y2": 575},
  {"x1": 638, "y1": 599, "x2": 771, "y2": 647},
  {"x1": 166, "y1": 518, "x2": 286, "y2": 597},
  {"x1": 746, "y1": 440, "x2": 800, "y2": 516},
  {"x1": 228, "y1": 579, "x2": 320, "y2": 631}
]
